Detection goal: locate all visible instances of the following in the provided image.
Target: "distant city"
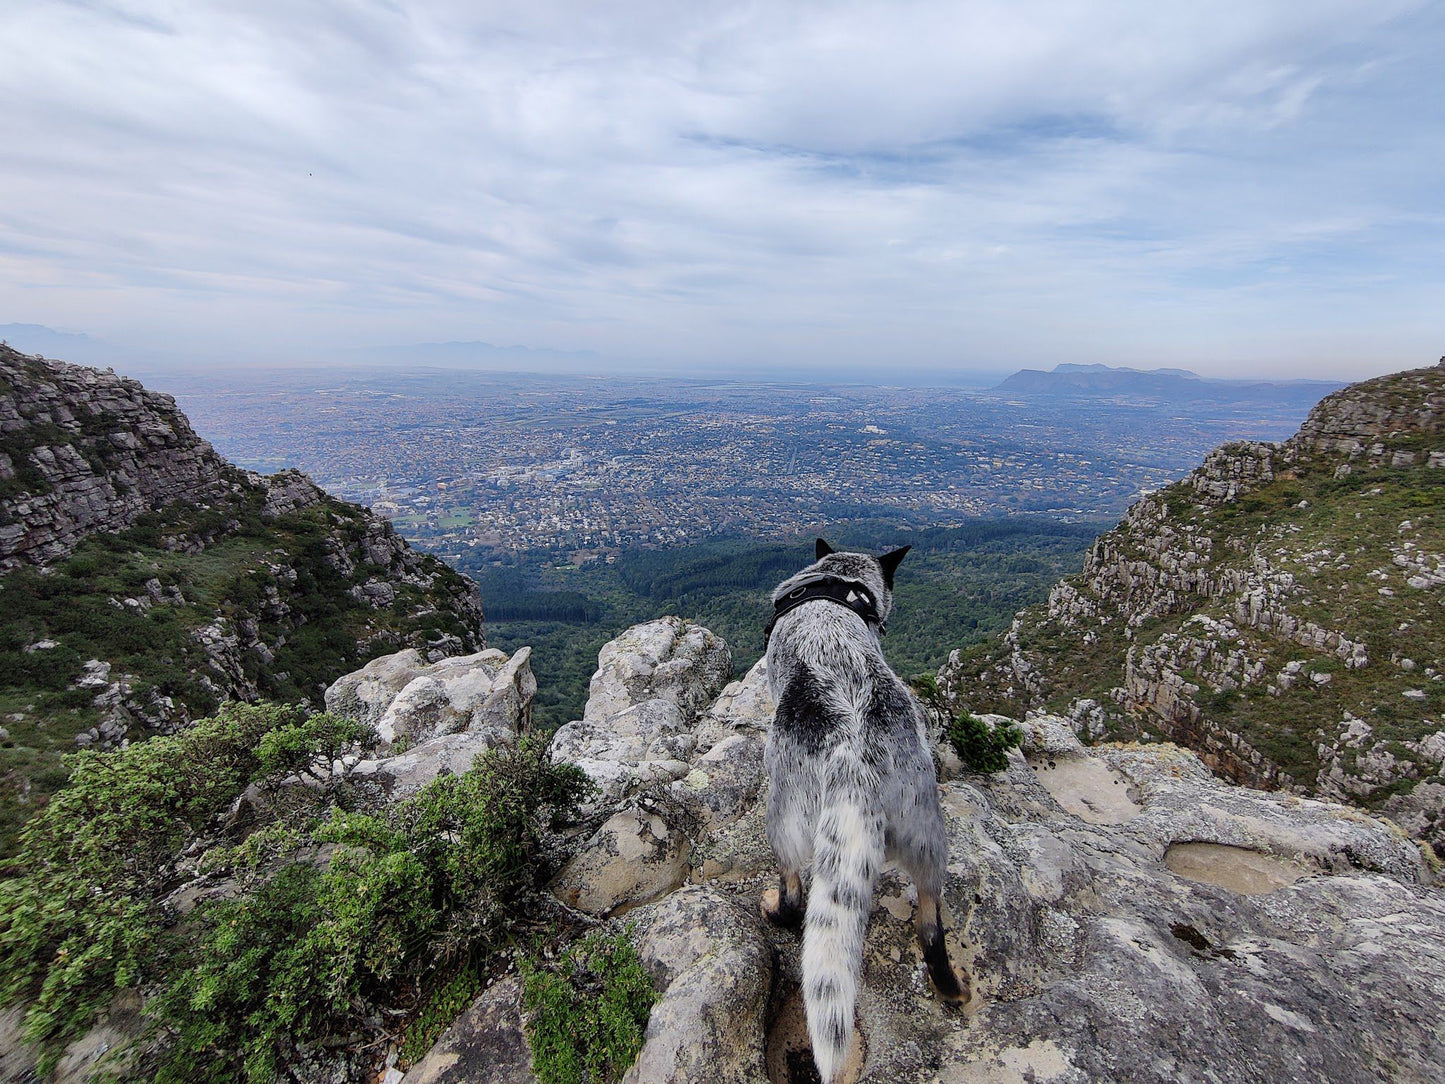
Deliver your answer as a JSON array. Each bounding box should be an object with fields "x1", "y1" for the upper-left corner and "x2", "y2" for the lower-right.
[{"x1": 158, "y1": 365, "x2": 1340, "y2": 563}]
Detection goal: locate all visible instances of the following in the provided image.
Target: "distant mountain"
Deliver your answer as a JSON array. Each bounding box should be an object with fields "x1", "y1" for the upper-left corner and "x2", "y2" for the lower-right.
[
  {"x1": 0, "y1": 322, "x2": 112, "y2": 364},
  {"x1": 944, "y1": 359, "x2": 1445, "y2": 855},
  {"x1": 996, "y1": 362, "x2": 1343, "y2": 406},
  {"x1": 0, "y1": 345, "x2": 486, "y2": 851}
]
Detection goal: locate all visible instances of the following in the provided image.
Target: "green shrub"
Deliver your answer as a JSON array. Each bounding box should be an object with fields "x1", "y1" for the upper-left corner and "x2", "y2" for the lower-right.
[
  {"x1": 0, "y1": 702, "x2": 309, "y2": 1071},
  {"x1": 522, "y1": 930, "x2": 656, "y2": 1084},
  {"x1": 948, "y1": 710, "x2": 1023, "y2": 773},
  {"x1": 150, "y1": 738, "x2": 591, "y2": 1083},
  {"x1": 252, "y1": 712, "x2": 377, "y2": 789}
]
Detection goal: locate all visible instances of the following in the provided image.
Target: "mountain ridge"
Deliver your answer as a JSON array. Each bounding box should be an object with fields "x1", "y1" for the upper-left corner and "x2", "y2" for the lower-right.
[
  {"x1": 0, "y1": 346, "x2": 486, "y2": 850},
  {"x1": 996, "y1": 361, "x2": 1344, "y2": 403},
  {"x1": 943, "y1": 358, "x2": 1445, "y2": 853}
]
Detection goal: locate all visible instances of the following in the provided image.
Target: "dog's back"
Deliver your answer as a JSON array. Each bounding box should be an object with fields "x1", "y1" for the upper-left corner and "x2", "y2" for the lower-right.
[{"x1": 762, "y1": 541, "x2": 966, "y2": 1084}]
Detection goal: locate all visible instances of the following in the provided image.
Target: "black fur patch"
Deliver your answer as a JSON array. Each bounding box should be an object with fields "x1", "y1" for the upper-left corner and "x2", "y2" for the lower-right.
[{"x1": 772, "y1": 666, "x2": 838, "y2": 755}]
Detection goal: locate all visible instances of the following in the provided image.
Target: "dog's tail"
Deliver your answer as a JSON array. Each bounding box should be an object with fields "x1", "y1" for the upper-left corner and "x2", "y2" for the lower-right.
[{"x1": 803, "y1": 762, "x2": 884, "y2": 1084}]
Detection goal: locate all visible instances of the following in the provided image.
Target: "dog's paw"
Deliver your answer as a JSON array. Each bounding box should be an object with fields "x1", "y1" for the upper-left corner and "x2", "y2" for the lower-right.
[
  {"x1": 930, "y1": 965, "x2": 972, "y2": 1009},
  {"x1": 760, "y1": 887, "x2": 804, "y2": 930}
]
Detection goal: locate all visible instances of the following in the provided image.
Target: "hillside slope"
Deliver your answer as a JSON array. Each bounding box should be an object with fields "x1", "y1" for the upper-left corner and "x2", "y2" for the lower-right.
[
  {"x1": 0, "y1": 346, "x2": 485, "y2": 849},
  {"x1": 941, "y1": 360, "x2": 1445, "y2": 852}
]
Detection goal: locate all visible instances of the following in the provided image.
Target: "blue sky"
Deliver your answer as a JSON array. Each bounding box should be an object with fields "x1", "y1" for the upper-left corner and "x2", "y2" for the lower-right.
[{"x1": 1, "y1": 1, "x2": 1441, "y2": 379}]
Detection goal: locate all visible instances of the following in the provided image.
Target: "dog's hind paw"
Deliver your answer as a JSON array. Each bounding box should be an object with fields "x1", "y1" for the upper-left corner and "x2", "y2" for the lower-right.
[
  {"x1": 760, "y1": 886, "x2": 805, "y2": 930},
  {"x1": 930, "y1": 965, "x2": 972, "y2": 1009}
]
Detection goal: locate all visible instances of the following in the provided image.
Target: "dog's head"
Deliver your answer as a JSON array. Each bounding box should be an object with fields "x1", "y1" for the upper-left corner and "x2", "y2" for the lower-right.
[{"x1": 774, "y1": 537, "x2": 910, "y2": 623}]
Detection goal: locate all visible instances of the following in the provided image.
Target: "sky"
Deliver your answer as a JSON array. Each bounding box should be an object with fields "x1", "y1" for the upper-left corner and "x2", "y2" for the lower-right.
[{"x1": 1, "y1": 0, "x2": 1442, "y2": 380}]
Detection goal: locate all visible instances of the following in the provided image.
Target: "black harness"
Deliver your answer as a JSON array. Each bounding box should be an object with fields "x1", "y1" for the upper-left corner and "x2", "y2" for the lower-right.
[{"x1": 763, "y1": 576, "x2": 885, "y2": 645}]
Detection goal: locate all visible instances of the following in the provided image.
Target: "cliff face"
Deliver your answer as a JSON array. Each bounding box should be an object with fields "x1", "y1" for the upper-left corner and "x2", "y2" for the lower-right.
[
  {"x1": 0, "y1": 346, "x2": 241, "y2": 570},
  {"x1": 940, "y1": 361, "x2": 1445, "y2": 852},
  {"x1": 379, "y1": 625, "x2": 1443, "y2": 1084},
  {"x1": 0, "y1": 347, "x2": 485, "y2": 849}
]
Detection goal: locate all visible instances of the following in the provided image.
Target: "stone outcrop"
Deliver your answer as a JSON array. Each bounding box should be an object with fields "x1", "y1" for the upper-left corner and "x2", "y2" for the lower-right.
[
  {"x1": 548, "y1": 617, "x2": 733, "y2": 807},
  {"x1": 0, "y1": 345, "x2": 237, "y2": 570},
  {"x1": 940, "y1": 361, "x2": 1445, "y2": 855},
  {"x1": 327, "y1": 647, "x2": 535, "y2": 747},
  {"x1": 326, "y1": 647, "x2": 536, "y2": 797},
  {"x1": 409, "y1": 620, "x2": 1444, "y2": 1084}
]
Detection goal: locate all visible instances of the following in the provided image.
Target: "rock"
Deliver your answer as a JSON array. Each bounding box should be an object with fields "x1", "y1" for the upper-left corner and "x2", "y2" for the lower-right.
[
  {"x1": 0, "y1": 993, "x2": 144, "y2": 1084},
  {"x1": 330, "y1": 648, "x2": 535, "y2": 798},
  {"x1": 324, "y1": 649, "x2": 427, "y2": 727},
  {"x1": 400, "y1": 976, "x2": 536, "y2": 1084},
  {"x1": 350, "y1": 729, "x2": 513, "y2": 798},
  {"x1": 550, "y1": 806, "x2": 691, "y2": 916},
  {"x1": 549, "y1": 619, "x2": 732, "y2": 806},
  {"x1": 0, "y1": 346, "x2": 236, "y2": 571},
  {"x1": 584, "y1": 618, "x2": 733, "y2": 725},
  {"x1": 327, "y1": 647, "x2": 535, "y2": 747},
  {"x1": 670, "y1": 733, "x2": 766, "y2": 833},
  {"x1": 621, "y1": 886, "x2": 773, "y2": 1084},
  {"x1": 693, "y1": 657, "x2": 775, "y2": 751}
]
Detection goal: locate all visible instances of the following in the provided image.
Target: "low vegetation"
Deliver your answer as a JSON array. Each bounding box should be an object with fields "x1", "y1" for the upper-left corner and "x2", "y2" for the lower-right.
[
  {"x1": 913, "y1": 674, "x2": 1023, "y2": 772},
  {"x1": 0, "y1": 490, "x2": 479, "y2": 856},
  {"x1": 521, "y1": 930, "x2": 657, "y2": 1084},
  {"x1": 0, "y1": 702, "x2": 592, "y2": 1081}
]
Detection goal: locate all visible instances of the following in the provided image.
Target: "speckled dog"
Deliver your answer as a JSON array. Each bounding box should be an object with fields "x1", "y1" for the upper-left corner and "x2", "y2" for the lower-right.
[{"x1": 761, "y1": 539, "x2": 968, "y2": 1084}]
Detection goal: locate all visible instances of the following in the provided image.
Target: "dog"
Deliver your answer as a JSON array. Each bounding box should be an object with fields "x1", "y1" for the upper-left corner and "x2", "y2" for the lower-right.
[{"x1": 761, "y1": 538, "x2": 968, "y2": 1084}]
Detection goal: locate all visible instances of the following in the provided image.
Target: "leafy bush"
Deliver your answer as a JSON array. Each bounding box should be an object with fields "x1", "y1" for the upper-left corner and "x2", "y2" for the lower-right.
[
  {"x1": 0, "y1": 702, "x2": 311, "y2": 1071},
  {"x1": 947, "y1": 710, "x2": 1023, "y2": 774},
  {"x1": 522, "y1": 930, "x2": 656, "y2": 1084},
  {"x1": 252, "y1": 713, "x2": 377, "y2": 789},
  {"x1": 1, "y1": 706, "x2": 590, "y2": 1079},
  {"x1": 150, "y1": 737, "x2": 591, "y2": 1083}
]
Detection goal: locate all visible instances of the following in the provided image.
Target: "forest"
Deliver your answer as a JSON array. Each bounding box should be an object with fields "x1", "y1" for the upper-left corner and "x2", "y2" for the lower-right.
[{"x1": 455, "y1": 519, "x2": 1106, "y2": 728}]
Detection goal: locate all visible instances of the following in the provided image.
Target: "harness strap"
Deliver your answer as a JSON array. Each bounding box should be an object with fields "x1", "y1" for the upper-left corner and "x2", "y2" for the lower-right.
[{"x1": 763, "y1": 576, "x2": 885, "y2": 645}]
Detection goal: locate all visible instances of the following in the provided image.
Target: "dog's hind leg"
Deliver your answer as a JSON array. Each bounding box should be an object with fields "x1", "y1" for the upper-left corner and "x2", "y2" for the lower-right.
[
  {"x1": 761, "y1": 795, "x2": 811, "y2": 929},
  {"x1": 760, "y1": 869, "x2": 806, "y2": 930},
  {"x1": 914, "y1": 890, "x2": 969, "y2": 1006},
  {"x1": 896, "y1": 799, "x2": 971, "y2": 1006},
  {"x1": 762, "y1": 734, "x2": 815, "y2": 929}
]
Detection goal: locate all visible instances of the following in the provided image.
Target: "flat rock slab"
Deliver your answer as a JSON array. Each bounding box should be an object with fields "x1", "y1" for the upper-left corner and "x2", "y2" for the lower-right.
[
  {"x1": 1163, "y1": 841, "x2": 1308, "y2": 895},
  {"x1": 1029, "y1": 755, "x2": 1141, "y2": 825}
]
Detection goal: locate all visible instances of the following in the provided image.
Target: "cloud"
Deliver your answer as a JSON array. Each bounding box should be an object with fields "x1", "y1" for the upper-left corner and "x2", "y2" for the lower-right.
[{"x1": 0, "y1": 0, "x2": 1440, "y2": 378}]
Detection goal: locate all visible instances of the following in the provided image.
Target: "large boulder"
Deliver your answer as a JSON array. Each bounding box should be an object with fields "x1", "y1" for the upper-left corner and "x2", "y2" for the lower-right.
[
  {"x1": 399, "y1": 976, "x2": 535, "y2": 1084},
  {"x1": 325, "y1": 649, "x2": 428, "y2": 728},
  {"x1": 550, "y1": 806, "x2": 691, "y2": 917},
  {"x1": 621, "y1": 886, "x2": 774, "y2": 1084},
  {"x1": 328, "y1": 647, "x2": 536, "y2": 799},
  {"x1": 327, "y1": 647, "x2": 536, "y2": 747},
  {"x1": 544, "y1": 638, "x2": 770, "y2": 915},
  {"x1": 549, "y1": 619, "x2": 732, "y2": 806}
]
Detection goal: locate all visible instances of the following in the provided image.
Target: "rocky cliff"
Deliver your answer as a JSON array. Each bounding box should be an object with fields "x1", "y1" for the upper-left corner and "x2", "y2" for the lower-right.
[
  {"x1": 360, "y1": 621, "x2": 1443, "y2": 1084},
  {"x1": 8, "y1": 619, "x2": 1441, "y2": 1084},
  {"x1": 939, "y1": 360, "x2": 1445, "y2": 853},
  {"x1": 0, "y1": 347, "x2": 484, "y2": 849},
  {"x1": 0, "y1": 347, "x2": 239, "y2": 570}
]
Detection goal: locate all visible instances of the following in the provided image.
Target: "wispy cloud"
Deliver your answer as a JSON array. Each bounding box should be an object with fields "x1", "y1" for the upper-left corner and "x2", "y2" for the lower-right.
[{"x1": 0, "y1": 0, "x2": 1440, "y2": 377}]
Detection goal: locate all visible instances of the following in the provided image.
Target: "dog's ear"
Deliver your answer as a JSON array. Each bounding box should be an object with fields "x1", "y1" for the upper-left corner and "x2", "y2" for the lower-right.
[
  {"x1": 815, "y1": 538, "x2": 835, "y2": 560},
  {"x1": 878, "y1": 545, "x2": 911, "y2": 587}
]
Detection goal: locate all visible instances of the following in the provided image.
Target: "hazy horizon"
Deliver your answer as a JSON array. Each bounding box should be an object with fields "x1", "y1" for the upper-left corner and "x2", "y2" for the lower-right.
[{"x1": 3, "y1": 2, "x2": 1443, "y2": 381}]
